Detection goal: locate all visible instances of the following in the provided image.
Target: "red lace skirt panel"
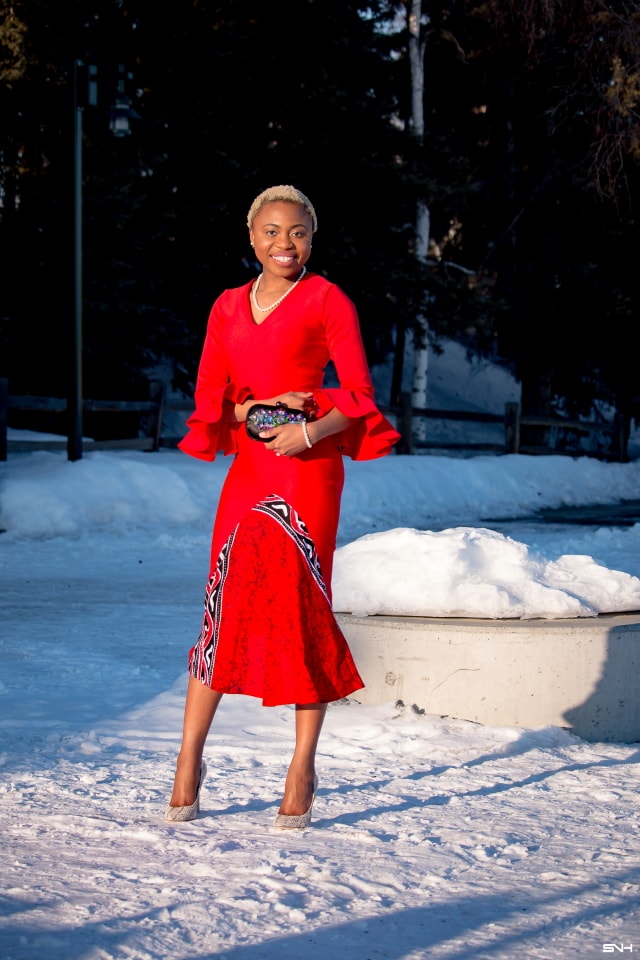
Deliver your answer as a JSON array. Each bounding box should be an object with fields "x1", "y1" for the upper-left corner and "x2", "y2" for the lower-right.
[{"x1": 189, "y1": 494, "x2": 364, "y2": 706}]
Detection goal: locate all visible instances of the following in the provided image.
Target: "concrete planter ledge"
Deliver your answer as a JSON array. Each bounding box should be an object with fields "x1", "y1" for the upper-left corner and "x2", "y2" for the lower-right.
[{"x1": 336, "y1": 611, "x2": 640, "y2": 743}]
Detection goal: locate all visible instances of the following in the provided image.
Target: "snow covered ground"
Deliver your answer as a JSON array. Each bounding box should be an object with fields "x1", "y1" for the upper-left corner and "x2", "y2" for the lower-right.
[
  {"x1": 2, "y1": 342, "x2": 640, "y2": 960},
  {"x1": 2, "y1": 444, "x2": 640, "y2": 960}
]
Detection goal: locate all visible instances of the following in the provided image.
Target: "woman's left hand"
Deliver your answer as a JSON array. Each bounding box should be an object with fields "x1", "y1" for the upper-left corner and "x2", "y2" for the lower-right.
[{"x1": 260, "y1": 421, "x2": 310, "y2": 458}]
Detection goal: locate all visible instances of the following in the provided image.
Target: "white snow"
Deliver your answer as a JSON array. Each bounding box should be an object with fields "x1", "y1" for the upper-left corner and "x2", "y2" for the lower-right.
[{"x1": 2, "y1": 341, "x2": 640, "y2": 959}]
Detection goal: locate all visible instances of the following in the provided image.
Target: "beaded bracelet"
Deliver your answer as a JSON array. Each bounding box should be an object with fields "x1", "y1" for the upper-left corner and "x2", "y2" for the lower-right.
[{"x1": 301, "y1": 421, "x2": 313, "y2": 448}]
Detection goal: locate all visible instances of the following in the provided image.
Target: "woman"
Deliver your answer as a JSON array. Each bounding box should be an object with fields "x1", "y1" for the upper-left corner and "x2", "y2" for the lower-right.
[{"x1": 166, "y1": 185, "x2": 399, "y2": 828}]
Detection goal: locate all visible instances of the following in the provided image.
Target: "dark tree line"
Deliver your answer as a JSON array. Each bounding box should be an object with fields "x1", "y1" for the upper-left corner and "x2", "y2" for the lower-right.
[
  {"x1": 1, "y1": 0, "x2": 639, "y2": 445},
  {"x1": 459, "y1": 0, "x2": 640, "y2": 437}
]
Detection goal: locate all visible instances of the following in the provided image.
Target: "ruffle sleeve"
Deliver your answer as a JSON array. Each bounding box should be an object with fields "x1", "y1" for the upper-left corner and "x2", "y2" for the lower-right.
[
  {"x1": 315, "y1": 284, "x2": 401, "y2": 461},
  {"x1": 178, "y1": 382, "x2": 253, "y2": 461},
  {"x1": 178, "y1": 296, "x2": 253, "y2": 462},
  {"x1": 312, "y1": 387, "x2": 400, "y2": 460}
]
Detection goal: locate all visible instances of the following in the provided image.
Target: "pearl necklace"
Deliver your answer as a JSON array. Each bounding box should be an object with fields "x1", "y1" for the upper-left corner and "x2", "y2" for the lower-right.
[{"x1": 251, "y1": 266, "x2": 306, "y2": 313}]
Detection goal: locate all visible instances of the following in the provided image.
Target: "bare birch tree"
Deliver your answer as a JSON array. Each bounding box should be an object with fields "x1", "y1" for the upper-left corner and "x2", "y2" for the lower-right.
[{"x1": 407, "y1": 0, "x2": 430, "y2": 441}]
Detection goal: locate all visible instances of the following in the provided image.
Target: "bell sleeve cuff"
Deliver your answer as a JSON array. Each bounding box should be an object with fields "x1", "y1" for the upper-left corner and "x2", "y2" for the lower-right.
[
  {"x1": 313, "y1": 387, "x2": 401, "y2": 461},
  {"x1": 178, "y1": 384, "x2": 253, "y2": 461}
]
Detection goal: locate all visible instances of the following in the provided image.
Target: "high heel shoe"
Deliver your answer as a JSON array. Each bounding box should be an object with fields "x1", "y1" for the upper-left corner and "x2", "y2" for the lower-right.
[
  {"x1": 165, "y1": 761, "x2": 207, "y2": 822},
  {"x1": 274, "y1": 776, "x2": 318, "y2": 830}
]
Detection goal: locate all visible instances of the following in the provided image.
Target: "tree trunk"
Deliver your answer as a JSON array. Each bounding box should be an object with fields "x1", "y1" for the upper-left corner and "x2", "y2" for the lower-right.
[
  {"x1": 411, "y1": 199, "x2": 430, "y2": 429},
  {"x1": 407, "y1": 0, "x2": 431, "y2": 443}
]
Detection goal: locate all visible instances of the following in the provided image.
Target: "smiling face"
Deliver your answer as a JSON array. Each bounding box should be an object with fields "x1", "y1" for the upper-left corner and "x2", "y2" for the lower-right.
[{"x1": 249, "y1": 201, "x2": 313, "y2": 281}]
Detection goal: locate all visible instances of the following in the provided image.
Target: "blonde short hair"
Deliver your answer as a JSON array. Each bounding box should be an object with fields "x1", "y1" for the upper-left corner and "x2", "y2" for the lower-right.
[{"x1": 247, "y1": 185, "x2": 318, "y2": 233}]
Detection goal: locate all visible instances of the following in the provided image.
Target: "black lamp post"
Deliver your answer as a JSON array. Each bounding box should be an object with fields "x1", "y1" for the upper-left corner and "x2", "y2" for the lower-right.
[
  {"x1": 68, "y1": 60, "x2": 96, "y2": 462},
  {"x1": 68, "y1": 61, "x2": 136, "y2": 462}
]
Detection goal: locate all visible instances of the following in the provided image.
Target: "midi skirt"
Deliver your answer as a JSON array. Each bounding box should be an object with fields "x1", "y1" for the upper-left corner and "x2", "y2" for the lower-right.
[{"x1": 188, "y1": 430, "x2": 364, "y2": 706}]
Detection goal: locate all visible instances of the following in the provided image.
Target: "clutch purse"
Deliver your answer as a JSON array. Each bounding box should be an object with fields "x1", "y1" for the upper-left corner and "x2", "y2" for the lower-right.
[{"x1": 245, "y1": 402, "x2": 309, "y2": 442}]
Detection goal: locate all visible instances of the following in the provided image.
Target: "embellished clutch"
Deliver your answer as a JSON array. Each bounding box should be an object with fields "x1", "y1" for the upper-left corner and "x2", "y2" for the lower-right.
[{"x1": 245, "y1": 402, "x2": 309, "y2": 442}]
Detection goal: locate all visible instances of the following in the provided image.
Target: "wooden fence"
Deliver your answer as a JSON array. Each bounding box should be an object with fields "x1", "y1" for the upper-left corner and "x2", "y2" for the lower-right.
[
  {"x1": 393, "y1": 394, "x2": 629, "y2": 460},
  {"x1": 0, "y1": 379, "x2": 630, "y2": 462}
]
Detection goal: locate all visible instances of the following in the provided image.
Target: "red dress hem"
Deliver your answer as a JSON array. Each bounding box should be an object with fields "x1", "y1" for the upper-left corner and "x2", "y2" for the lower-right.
[{"x1": 188, "y1": 495, "x2": 364, "y2": 707}]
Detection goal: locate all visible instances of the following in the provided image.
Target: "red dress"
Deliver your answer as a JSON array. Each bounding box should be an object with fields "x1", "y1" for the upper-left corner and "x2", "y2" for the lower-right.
[{"x1": 179, "y1": 272, "x2": 399, "y2": 706}]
